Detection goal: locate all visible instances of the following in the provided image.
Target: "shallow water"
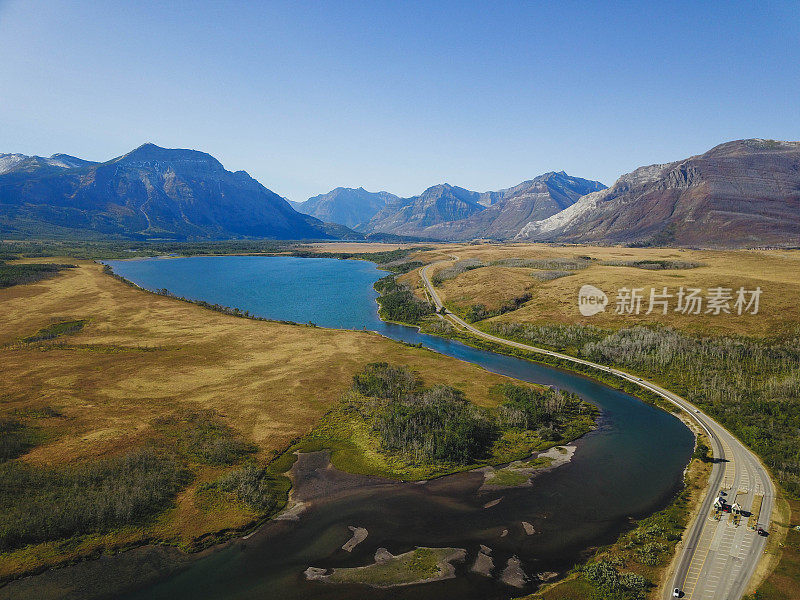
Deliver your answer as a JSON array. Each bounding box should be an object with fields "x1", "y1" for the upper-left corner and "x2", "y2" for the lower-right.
[{"x1": 14, "y1": 256, "x2": 693, "y2": 599}]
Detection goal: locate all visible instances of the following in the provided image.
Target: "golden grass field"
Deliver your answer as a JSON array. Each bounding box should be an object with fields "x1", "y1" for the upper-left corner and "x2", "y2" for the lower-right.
[
  {"x1": 395, "y1": 243, "x2": 800, "y2": 336},
  {"x1": 0, "y1": 258, "x2": 516, "y2": 577}
]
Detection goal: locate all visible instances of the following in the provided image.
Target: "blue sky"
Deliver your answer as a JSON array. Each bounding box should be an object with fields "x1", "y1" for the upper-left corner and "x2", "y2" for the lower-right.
[{"x1": 1, "y1": 1, "x2": 798, "y2": 201}]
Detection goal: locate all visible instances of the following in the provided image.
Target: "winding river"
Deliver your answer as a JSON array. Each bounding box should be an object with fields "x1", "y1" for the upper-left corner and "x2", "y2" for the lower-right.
[{"x1": 6, "y1": 256, "x2": 693, "y2": 600}]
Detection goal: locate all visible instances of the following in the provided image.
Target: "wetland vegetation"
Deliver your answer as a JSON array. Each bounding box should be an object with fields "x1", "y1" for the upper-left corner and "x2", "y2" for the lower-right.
[{"x1": 292, "y1": 363, "x2": 595, "y2": 479}]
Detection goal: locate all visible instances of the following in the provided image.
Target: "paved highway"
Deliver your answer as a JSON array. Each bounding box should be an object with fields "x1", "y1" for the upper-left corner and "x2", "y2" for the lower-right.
[{"x1": 419, "y1": 260, "x2": 775, "y2": 599}]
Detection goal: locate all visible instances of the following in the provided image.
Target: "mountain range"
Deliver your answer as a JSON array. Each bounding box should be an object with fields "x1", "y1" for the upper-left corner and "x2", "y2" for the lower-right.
[
  {"x1": 0, "y1": 144, "x2": 352, "y2": 240},
  {"x1": 300, "y1": 139, "x2": 800, "y2": 247},
  {"x1": 358, "y1": 172, "x2": 606, "y2": 240},
  {"x1": 2, "y1": 139, "x2": 798, "y2": 247}
]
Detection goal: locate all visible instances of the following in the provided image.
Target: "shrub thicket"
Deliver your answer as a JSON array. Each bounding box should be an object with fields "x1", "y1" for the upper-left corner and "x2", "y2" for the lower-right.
[
  {"x1": 212, "y1": 463, "x2": 284, "y2": 513},
  {"x1": 0, "y1": 450, "x2": 191, "y2": 552},
  {"x1": 431, "y1": 259, "x2": 486, "y2": 285},
  {"x1": 581, "y1": 560, "x2": 649, "y2": 600},
  {"x1": 376, "y1": 385, "x2": 497, "y2": 464},
  {"x1": 600, "y1": 259, "x2": 702, "y2": 270},
  {"x1": 22, "y1": 319, "x2": 85, "y2": 343},
  {"x1": 465, "y1": 293, "x2": 532, "y2": 322},
  {"x1": 353, "y1": 363, "x2": 586, "y2": 466},
  {"x1": 374, "y1": 276, "x2": 434, "y2": 324},
  {"x1": 490, "y1": 257, "x2": 591, "y2": 270},
  {"x1": 0, "y1": 262, "x2": 76, "y2": 288},
  {"x1": 530, "y1": 270, "x2": 573, "y2": 281}
]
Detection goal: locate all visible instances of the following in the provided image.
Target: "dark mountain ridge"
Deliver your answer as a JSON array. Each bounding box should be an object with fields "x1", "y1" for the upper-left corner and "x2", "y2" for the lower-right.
[{"x1": 0, "y1": 144, "x2": 349, "y2": 240}]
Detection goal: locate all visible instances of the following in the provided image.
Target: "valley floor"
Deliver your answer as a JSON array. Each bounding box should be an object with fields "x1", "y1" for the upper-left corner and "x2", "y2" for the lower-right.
[{"x1": 0, "y1": 258, "x2": 518, "y2": 582}]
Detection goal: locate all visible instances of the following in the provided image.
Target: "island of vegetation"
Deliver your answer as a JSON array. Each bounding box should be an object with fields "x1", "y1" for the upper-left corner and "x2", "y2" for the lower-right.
[{"x1": 305, "y1": 546, "x2": 466, "y2": 588}]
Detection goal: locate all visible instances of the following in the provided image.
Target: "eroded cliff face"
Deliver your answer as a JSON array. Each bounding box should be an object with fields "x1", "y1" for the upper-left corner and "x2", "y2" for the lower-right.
[{"x1": 517, "y1": 139, "x2": 800, "y2": 247}]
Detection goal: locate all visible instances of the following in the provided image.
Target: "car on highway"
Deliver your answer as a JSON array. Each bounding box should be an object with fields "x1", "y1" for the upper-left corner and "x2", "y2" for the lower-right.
[{"x1": 673, "y1": 588, "x2": 682, "y2": 597}]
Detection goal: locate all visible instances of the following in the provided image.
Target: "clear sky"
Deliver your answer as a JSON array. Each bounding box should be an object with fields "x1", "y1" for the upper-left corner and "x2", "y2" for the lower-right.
[{"x1": 1, "y1": 1, "x2": 798, "y2": 201}]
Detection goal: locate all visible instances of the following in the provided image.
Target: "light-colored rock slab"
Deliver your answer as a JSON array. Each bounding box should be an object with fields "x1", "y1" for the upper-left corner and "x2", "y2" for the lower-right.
[
  {"x1": 500, "y1": 555, "x2": 528, "y2": 588},
  {"x1": 470, "y1": 549, "x2": 494, "y2": 577},
  {"x1": 522, "y1": 521, "x2": 535, "y2": 535},
  {"x1": 304, "y1": 567, "x2": 328, "y2": 581},
  {"x1": 342, "y1": 526, "x2": 368, "y2": 552},
  {"x1": 274, "y1": 500, "x2": 307, "y2": 521},
  {"x1": 374, "y1": 547, "x2": 393, "y2": 563}
]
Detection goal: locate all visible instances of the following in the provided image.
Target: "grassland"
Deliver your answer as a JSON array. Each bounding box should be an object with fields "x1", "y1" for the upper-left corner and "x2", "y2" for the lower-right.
[
  {"x1": 0, "y1": 261, "x2": 76, "y2": 288},
  {"x1": 401, "y1": 243, "x2": 800, "y2": 336},
  {"x1": 0, "y1": 258, "x2": 519, "y2": 582},
  {"x1": 750, "y1": 497, "x2": 800, "y2": 599},
  {"x1": 6, "y1": 241, "x2": 796, "y2": 595}
]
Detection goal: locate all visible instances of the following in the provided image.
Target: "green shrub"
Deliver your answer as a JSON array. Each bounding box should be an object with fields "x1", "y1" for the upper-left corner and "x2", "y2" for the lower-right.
[
  {"x1": 154, "y1": 410, "x2": 256, "y2": 466},
  {"x1": 376, "y1": 385, "x2": 497, "y2": 464},
  {"x1": 0, "y1": 262, "x2": 76, "y2": 288},
  {"x1": 693, "y1": 442, "x2": 710, "y2": 461},
  {"x1": 465, "y1": 293, "x2": 532, "y2": 322},
  {"x1": 375, "y1": 283, "x2": 434, "y2": 325},
  {"x1": 352, "y1": 362, "x2": 419, "y2": 400},
  {"x1": 0, "y1": 449, "x2": 191, "y2": 552},
  {"x1": 213, "y1": 463, "x2": 284, "y2": 513},
  {"x1": 582, "y1": 560, "x2": 648, "y2": 599},
  {"x1": 467, "y1": 304, "x2": 492, "y2": 322},
  {"x1": 22, "y1": 319, "x2": 86, "y2": 343}
]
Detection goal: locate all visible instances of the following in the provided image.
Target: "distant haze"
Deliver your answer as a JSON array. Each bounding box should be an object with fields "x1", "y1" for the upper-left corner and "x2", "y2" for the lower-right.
[{"x1": 0, "y1": 1, "x2": 798, "y2": 201}]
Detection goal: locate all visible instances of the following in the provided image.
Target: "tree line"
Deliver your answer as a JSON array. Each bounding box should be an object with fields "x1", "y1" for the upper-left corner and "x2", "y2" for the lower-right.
[{"x1": 0, "y1": 261, "x2": 76, "y2": 288}]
